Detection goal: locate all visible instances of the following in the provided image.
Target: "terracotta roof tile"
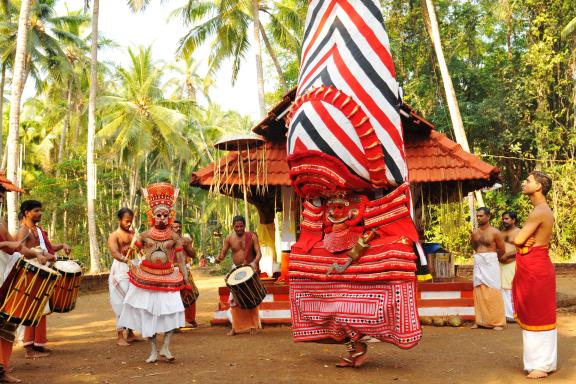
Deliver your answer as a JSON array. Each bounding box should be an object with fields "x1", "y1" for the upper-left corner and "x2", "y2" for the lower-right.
[{"x1": 191, "y1": 131, "x2": 499, "y2": 188}]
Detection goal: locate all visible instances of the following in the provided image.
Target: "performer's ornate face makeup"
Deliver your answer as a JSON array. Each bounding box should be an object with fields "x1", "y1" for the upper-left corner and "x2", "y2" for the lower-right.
[{"x1": 153, "y1": 207, "x2": 170, "y2": 228}]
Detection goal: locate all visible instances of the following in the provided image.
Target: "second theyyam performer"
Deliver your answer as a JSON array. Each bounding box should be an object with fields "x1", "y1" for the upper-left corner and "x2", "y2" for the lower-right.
[
  {"x1": 118, "y1": 182, "x2": 189, "y2": 363},
  {"x1": 286, "y1": 0, "x2": 423, "y2": 367}
]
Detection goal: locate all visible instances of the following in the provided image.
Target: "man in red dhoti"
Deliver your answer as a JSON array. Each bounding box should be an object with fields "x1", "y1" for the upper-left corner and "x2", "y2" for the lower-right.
[
  {"x1": 286, "y1": 0, "x2": 424, "y2": 367},
  {"x1": 513, "y1": 171, "x2": 556, "y2": 379},
  {"x1": 216, "y1": 216, "x2": 262, "y2": 336}
]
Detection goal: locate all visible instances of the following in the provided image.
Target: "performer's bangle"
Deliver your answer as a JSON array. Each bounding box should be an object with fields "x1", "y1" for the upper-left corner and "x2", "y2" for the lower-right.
[
  {"x1": 184, "y1": 284, "x2": 192, "y2": 290},
  {"x1": 134, "y1": 241, "x2": 142, "y2": 248},
  {"x1": 175, "y1": 247, "x2": 184, "y2": 252}
]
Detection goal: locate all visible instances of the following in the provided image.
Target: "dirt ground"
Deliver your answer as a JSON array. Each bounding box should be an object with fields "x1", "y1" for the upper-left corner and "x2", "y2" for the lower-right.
[{"x1": 6, "y1": 275, "x2": 576, "y2": 384}]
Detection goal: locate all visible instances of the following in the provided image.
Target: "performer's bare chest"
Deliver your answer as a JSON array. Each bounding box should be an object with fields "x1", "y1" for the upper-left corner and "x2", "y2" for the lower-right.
[{"x1": 142, "y1": 237, "x2": 175, "y2": 264}]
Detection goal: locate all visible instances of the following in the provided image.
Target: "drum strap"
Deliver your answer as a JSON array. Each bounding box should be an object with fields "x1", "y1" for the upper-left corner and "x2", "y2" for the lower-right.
[{"x1": 37, "y1": 227, "x2": 56, "y2": 254}]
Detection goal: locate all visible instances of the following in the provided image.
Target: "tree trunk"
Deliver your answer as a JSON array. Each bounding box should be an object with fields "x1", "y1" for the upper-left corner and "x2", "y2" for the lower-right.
[
  {"x1": 252, "y1": 0, "x2": 266, "y2": 118},
  {"x1": 0, "y1": 63, "x2": 6, "y2": 163},
  {"x1": 87, "y1": 0, "x2": 101, "y2": 273},
  {"x1": 259, "y1": 21, "x2": 287, "y2": 91},
  {"x1": 57, "y1": 79, "x2": 73, "y2": 168},
  {"x1": 6, "y1": 0, "x2": 32, "y2": 234},
  {"x1": 420, "y1": 0, "x2": 484, "y2": 206}
]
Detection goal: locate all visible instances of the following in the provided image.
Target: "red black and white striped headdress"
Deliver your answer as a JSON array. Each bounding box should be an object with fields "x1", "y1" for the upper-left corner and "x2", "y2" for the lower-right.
[{"x1": 287, "y1": 0, "x2": 407, "y2": 198}]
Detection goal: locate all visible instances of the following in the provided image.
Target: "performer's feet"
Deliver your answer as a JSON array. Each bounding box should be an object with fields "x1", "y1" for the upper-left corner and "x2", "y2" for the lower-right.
[
  {"x1": 227, "y1": 329, "x2": 236, "y2": 336},
  {"x1": 145, "y1": 352, "x2": 158, "y2": 364},
  {"x1": 493, "y1": 326, "x2": 504, "y2": 331},
  {"x1": 470, "y1": 324, "x2": 479, "y2": 329},
  {"x1": 116, "y1": 338, "x2": 131, "y2": 347},
  {"x1": 249, "y1": 328, "x2": 259, "y2": 335},
  {"x1": 527, "y1": 370, "x2": 548, "y2": 379},
  {"x1": 188, "y1": 321, "x2": 198, "y2": 328},
  {"x1": 335, "y1": 357, "x2": 355, "y2": 368},
  {"x1": 33, "y1": 346, "x2": 54, "y2": 353},
  {"x1": 351, "y1": 342, "x2": 368, "y2": 368},
  {"x1": 24, "y1": 350, "x2": 50, "y2": 359},
  {"x1": 0, "y1": 372, "x2": 22, "y2": 383},
  {"x1": 126, "y1": 331, "x2": 143, "y2": 342},
  {"x1": 159, "y1": 347, "x2": 175, "y2": 361}
]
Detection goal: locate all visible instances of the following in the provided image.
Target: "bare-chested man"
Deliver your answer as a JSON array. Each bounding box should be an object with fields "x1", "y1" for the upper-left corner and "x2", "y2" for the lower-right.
[
  {"x1": 500, "y1": 211, "x2": 521, "y2": 322},
  {"x1": 216, "y1": 215, "x2": 262, "y2": 336},
  {"x1": 470, "y1": 207, "x2": 506, "y2": 330},
  {"x1": 172, "y1": 220, "x2": 198, "y2": 328},
  {"x1": 513, "y1": 171, "x2": 556, "y2": 379},
  {"x1": 16, "y1": 200, "x2": 70, "y2": 358},
  {"x1": 107, "y1": 208, "x2": 140, "y2": 346}
]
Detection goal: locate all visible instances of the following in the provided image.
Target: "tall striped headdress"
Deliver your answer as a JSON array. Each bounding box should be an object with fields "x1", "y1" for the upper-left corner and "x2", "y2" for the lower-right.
[{"x1": 287, "y1": 0, "x2": 407, "y2": 198}]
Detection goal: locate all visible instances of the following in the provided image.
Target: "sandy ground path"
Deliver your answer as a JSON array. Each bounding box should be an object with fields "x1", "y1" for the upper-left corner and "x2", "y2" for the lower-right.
[{"x1": 7, "y1": 275, "x2": 576, "y2": 384}]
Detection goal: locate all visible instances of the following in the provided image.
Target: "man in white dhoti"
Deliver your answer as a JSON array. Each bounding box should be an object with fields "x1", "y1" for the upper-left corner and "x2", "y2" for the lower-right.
[
  {"x1": 470, "y1": 207, "x2": 506, "y2": 330},
  {"x1": 500, "y1": 211, "x2": 520, "y2": 322},
  {"x1": 118, "y1": 183, "x2": 189, "y2": 363},
  {"x1": 107, "y1": 207, "x2": 140, "y2": 346}
]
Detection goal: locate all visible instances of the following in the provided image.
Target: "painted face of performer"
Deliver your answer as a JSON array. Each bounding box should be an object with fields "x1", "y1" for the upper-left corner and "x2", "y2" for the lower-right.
[
  {"x1": 501, "y1": 214, "x2": 515, "y2": 230},
  {"x1": 26, "y1": 207, "x2": 43, "y2": 224},
  {"x1": 233, "y1": 220, "x2": 246, "y2": 237},
  {"x1": 172, "y1": 222, "x2": 182, "y2": 235},
  {"x1": 153, "y1": 206, "x2": 170, "y2": 229},
  {"x1": 119, "y1": 213, "x2": 133, "y2": 232}
]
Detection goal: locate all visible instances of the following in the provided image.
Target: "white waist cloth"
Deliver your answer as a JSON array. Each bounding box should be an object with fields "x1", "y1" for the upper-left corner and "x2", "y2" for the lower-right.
[
  {"x1": 523, "y1": 329, "x2": 557, "y2": 373},
  {"x1": 118, "y1": 284, "x2": 184, "y2": 338},
  {"x1": 108, "y1": 259, "x2": 130, "y2": 327},
  {"x1": 473, "y1": 252, "x2": 501, "y2": 289}
]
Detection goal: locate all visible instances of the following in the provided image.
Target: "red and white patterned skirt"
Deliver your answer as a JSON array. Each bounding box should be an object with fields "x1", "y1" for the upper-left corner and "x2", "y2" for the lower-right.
[{"x1": 290, "y1": 279, "x2": 422, "y2": 349}]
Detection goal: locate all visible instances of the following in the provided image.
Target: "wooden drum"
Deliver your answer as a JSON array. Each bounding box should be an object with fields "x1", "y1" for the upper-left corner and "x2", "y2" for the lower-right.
[
  {"x1": 0, "y1": 258, "x2": 60, "y2": 326},
  {"x1": 181, "y1": 269, "x2": 199, "y2": 307},
  {"x1": 50, "y1": 260, "x2": 83, "y2": 313},
  {"x1": 225, "y1": 266, "x2": 267, "y2": 309}
]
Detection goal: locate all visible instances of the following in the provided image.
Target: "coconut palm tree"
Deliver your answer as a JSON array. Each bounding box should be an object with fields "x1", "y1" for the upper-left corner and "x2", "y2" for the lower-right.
[
  {"x1": 87, "y1": 0, "x2": 101, "y2": 273},
  {"x1": 174, "y1": 0, "x2": 290, "y2": 117},
  {"x1": 6, "y1": 0, "x2": 32, "y2": 233},
  {"x1": 97, "y1": 46, "x2": 191, "y2": 207}
]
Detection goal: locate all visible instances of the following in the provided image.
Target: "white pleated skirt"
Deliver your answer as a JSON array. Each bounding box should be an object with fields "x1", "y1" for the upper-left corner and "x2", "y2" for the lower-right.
[{"x1": 118, "y1": 284, "x2": 184, "y2": 338}]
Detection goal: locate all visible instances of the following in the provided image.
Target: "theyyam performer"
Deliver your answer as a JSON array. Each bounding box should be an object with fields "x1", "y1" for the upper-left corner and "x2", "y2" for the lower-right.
[
  {"x1": 118, "y1": 182, "x2": 190, "y2": 363},
  {"x1": 286, "y1": 0, "x2": 423, "y2": 367}
]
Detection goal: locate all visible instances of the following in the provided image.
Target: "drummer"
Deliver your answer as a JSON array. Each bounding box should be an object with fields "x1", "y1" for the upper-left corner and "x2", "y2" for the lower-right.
[
  {"x1": 16, "y1": 200, "x2": 70, "y2": 358},
  {"x1": 172, "y1": 220, "x2": 198, "y2": 328},
  {"x1": 0, "y1": 202, "x2": 49, "y2": 382},
  {"x1": 216, "y1": 215, "x2": 262, "y2": 336}
]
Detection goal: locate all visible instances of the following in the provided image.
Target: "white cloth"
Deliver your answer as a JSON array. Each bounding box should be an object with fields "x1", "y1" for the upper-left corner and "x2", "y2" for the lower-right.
[
  {"x1": 473, "y1": 252, "x2": 501, "y2": 289},
  {"x1": 118, "y1": 284, "x2": 184, "y2": 338},
  {"x1": 501, "y1": 289, "x2": 514, "y2": 320},
  {"x1": 523, "y1": 329, "x2": 557, "y2": 373},
  {"x1": 108, "y1": 259, "x2": 130, "y2": 329}
]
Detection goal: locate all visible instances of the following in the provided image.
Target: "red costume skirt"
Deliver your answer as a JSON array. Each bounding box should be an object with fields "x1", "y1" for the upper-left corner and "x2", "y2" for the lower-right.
[
  {"x1": 512, "y1": 246, "x2": 556, "y2": 331},
  {"x1": 290, "y1": 279, "x2": 422, "y2": 348}
]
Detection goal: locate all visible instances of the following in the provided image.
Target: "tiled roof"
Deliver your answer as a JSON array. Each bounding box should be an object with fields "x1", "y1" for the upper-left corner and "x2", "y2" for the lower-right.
[
  {"x1": 190, "y1": 142, "x2": 290, "y2": 188},
  {"x1": 405, "y1": 130, "x2": 500, "y2": 183},
  {"x1": 190, "y1": 131, "x2": 499, "y2": 188},
  {"x1": 0, "y1": 172, "x2": 24, "y2": 193}
]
